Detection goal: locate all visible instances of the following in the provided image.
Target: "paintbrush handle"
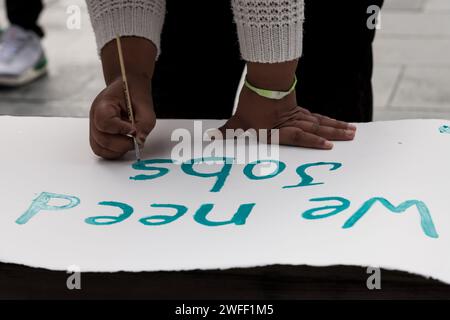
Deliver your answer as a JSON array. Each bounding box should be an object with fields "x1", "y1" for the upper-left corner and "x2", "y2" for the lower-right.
[
  {"x1": 116, "y1": 36, "x2": 141, "y2": 161},
  {"x1": 116, "y1": 36, "x2": 136, "y2": 127}
]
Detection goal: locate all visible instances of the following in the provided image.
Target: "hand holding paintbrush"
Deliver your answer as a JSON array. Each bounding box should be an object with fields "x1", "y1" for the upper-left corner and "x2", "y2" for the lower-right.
[{"x1": 88, "y1": 37, "x2": 157, "y2": 160}]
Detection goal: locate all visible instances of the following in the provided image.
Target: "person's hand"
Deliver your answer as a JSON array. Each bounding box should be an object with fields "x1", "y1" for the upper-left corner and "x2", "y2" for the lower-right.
[
  {"x1": 219, "y1": 85, "x2": 356, "y2": 149},
  {"x1": 89, "y1": 74, "x2": 156, "y2": 159}
]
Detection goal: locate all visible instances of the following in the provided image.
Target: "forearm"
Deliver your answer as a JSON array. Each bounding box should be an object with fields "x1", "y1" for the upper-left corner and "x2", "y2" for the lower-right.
[
  {"x1": 100, "y1": 37, "x2": 157, "y2": 85},
  {"x1": 232, "y1": 0, "x2": 303, "y2": 91},
  {"x1": 246, "y1": 60, "x2": 298, "y2": 91}
]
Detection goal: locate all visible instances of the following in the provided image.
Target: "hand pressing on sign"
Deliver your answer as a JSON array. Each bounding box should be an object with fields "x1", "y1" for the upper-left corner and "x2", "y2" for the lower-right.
[
  {"x1": 219, "y1": 61, "x2": 356, "y2": 148},
  {"x1": 89, "y1": 38, "x2": 157, "y2": 160}
]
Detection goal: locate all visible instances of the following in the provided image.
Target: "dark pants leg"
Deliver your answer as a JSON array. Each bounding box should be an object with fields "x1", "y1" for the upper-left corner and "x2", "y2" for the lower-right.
[
  {"x1": 5, "y1": 0, "x2": 44, "y2": 37},
  {"x1": 296, "y1": 0, "x2": 384, "y2": 122},
  {"x1": 152, "y1": 0, "x2": 245, "y2": 119}
]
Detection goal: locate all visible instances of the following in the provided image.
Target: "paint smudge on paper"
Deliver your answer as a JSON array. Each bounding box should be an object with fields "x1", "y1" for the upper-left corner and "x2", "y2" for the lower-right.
[{"x1": 439, "y1": 125, "x2": 450, "y2": 134}]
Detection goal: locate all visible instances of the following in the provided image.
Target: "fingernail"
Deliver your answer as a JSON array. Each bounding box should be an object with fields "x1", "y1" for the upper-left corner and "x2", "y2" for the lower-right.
[
  {"x1": 348, "y1": 124, "x2": 357, "y2": 131},
  {"x1": 137, "y1": 135, "x2": 147, "y2": 146},
  {"x1": 324, "y1": 141, "x2": 334, "y2": 149},
  {"x1": 346, "y1": 129, "x2": 356, "y2": 137}
]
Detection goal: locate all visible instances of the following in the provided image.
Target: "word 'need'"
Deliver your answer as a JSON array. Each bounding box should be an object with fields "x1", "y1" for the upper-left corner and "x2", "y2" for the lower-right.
[{"x1": 16, "y1": 192, "x2": 438, "y2": 239}]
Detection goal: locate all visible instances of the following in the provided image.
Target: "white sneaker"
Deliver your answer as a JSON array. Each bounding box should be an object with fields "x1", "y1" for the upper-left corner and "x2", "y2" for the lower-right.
[{"x1": 0, "y1": 25, "x2": 47, "y2": 86}]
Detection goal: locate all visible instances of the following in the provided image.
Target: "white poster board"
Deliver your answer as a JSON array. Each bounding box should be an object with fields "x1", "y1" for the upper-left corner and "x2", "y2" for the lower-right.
[{"x1": 1, "y1": 116, "x2": 450, "y2": 284}]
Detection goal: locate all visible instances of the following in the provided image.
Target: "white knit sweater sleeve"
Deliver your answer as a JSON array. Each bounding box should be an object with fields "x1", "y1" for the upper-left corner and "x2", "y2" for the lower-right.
[
  {"x1": 86, "y1": 0, "x2": 303, "y2": 63},
  {"x1": 85, "y1": 0, "x2": 166, "y2": 55},
  {"x1": 231, "y1": 0, "x2": 304, "y2": 63}
]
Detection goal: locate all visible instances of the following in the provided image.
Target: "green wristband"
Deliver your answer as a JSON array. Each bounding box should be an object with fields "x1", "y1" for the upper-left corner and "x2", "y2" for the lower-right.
[{"x1": 244, "y1": 76, "x2": 297, "y2": 100}]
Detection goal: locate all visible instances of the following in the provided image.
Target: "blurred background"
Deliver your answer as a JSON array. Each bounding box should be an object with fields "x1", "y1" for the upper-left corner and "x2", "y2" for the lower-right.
[{"x1": 0, "y1": 0, "x2": 449, "y2": 120}]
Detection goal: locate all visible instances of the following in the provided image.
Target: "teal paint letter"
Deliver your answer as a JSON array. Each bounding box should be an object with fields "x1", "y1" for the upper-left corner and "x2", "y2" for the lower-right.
[
  {"x1": 130, "y1": 159, "x2": 174, "y2": 181},
  {"x1": 439, "y1": 125, "x2": 450, "y2": 134},
  {"x1": 139, "y1": 204, "x2": 188, "y2": 226},
  {"x1": 343, "y1": 197, "x2": 439, "y2": 239},
  {"x1": 85, "y1": 201, "x2": 133, "y2": 225},
  {"x1": 243, "y1": 160, "x2": 286, "y2": 180},
  {"x1": 302, "y1": 197, "x2": 351, "y2": 220},
  {"x1": 181, "y1": 157, "x2": 233, "y2": 192},
  {"x1": 16, "y1": 192, "x2": 80, "y2": 225},
  {"x1": 194, "y1": 203, "x2": 255, "y2": 226},
  {"x1": 283, "y1": 162, "x2": 342, "y2": 189}
]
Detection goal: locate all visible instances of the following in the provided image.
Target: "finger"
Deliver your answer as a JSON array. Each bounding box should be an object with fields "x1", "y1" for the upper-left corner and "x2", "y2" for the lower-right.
[
  {"x1": 89, "y1": 133, "x2": 124, "y2": 160},
  {"x1": 293, "y1": 111, "x2": 320, "y2": 124},
  {"x1": 134, "y1": 106, "x2": 156, "y2": 144},
  {"x1": 92, "y1": 128, "x2": 135, "y2": 154},
  {"x1": 297, "y1": 106, "x2": 312, "y2": 115},
  {"x1": 218, "y1": 115, "x2": 248, "y2": 137},
  {"x1": 279, "y1": 127, "x2": 333, "y2": 149},
  {"x1": 291, "y1": 121, "x2": 356, "y2": 141},
  {"x1": 295, "y1": 109, "x2": 354, "y2": 131},
  {"x1": 93, "y1": 101, "x2": 134, "y2": 135},
  {"x1": 312, "y1": 113, "x2": 357, "y2": 131}
]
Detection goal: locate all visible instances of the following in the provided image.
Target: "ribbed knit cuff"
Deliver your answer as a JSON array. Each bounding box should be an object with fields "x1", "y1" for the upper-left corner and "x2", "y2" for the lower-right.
[
  {"x1": 232, "y1": 0, "x2": 304, "y2": 63},
  {"x1": 235, "y1": 22, "x2": 303, "y2": 63},
  {"x1": 87, "y1": 2, "x2": 165, "y2": 57}
]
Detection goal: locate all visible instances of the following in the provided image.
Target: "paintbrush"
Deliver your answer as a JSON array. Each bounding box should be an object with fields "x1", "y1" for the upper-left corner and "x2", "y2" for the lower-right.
[{"x1": 115, "y1": 35, "x2": 141, "y2": 162}]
